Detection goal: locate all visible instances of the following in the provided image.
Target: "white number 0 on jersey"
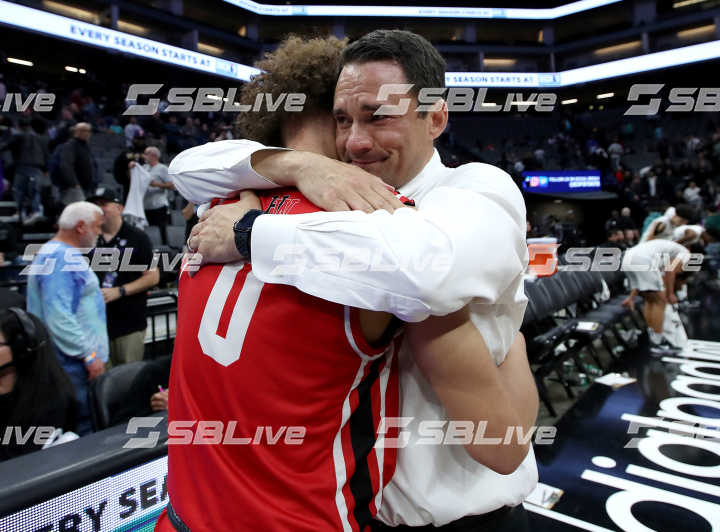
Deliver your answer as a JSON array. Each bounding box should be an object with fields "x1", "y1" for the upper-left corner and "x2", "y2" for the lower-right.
[{"x1": 198, "y1": 263, "x2": 264, "y2": 366}]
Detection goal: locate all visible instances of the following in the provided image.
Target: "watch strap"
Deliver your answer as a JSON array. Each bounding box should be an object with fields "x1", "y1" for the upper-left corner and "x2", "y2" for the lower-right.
[{"x1": 233, "y1": 209, "x2": 264, "y2": 261}]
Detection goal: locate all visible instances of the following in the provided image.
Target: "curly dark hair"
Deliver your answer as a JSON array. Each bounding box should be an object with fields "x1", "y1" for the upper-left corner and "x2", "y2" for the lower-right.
[{"x1": 234, "y1": 35, "x2": 346, "y2": 146}]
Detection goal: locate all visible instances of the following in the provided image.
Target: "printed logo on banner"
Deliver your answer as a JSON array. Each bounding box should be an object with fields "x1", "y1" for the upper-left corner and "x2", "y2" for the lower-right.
[
  {"x1": 215, "y1": 58, "x2": 238, "y2": 78},
  {"x1": 0, "y1": 456, "x2": 169, "y2": 532},
  {"x1": 538, "y1": 74, "x2": 561, "y2": 87}
]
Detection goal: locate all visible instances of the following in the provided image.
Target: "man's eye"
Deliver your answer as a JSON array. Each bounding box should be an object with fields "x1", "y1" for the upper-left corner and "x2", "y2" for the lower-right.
[
  {"x1": 335, "y1": 116, "x2": 349, "y2": 126},
  {"x1": 371, "y1": 114, "x2": 388, "y2": 121}
]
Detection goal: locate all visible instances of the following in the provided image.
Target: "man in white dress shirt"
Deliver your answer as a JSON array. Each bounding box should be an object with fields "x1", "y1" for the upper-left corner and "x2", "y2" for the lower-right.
[{"x1": 174, "y1": 30, "x2": 538, "y2": 530}]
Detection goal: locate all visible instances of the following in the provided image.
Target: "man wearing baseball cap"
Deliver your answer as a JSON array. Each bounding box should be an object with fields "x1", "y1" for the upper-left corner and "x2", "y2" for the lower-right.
[{"x1": 87, "y1": 190, "x2": 159, "y2": 366}]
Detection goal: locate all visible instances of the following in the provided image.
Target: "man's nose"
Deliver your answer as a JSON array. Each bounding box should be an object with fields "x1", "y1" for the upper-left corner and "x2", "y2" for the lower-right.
[{"x1": 345, "y1": 124, "x2": 373, "y2": 157}]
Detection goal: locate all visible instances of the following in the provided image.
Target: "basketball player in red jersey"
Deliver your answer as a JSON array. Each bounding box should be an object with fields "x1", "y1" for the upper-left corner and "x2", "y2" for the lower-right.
[{"x1": 155, "y1": 37, "x2": 404, "y2": 532}]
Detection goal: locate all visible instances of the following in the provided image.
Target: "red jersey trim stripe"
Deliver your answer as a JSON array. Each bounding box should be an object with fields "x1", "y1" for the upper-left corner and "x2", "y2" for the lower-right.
[
  {"x1": 333, "y1": 359, "x2": 368, "y2": 532},
  {"x1": 345, "y1": 307, "x2": 390, "y2": 359}
]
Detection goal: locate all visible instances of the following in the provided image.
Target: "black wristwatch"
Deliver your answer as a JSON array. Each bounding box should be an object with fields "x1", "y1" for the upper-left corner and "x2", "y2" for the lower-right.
[
  {"x1": 119, "y1": 286, "x2": 127, "y2": 298},
  {"x1": 233, "y1": 209, "x2": 264, "y2": 260}
]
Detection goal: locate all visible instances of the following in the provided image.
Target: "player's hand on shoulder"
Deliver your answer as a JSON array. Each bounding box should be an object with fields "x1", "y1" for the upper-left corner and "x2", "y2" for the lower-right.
[{"x1": 187, "y1": 190, "x2": 261, "y2": 267}]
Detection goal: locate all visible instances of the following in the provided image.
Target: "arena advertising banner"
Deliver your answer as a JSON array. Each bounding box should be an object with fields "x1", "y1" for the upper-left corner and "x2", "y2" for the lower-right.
[
  {"x1": 0, "y1": 456, "x2": 167, "y2": 532},
  {"x1": 522, "y1": 171, "x2": 602, "y2": 194},
  {"x1": 222, "y1": 0, "x2": 621, "y2": 19},
  {"x1": 446, "y1": 40, "x2": 720, "y2": 87},
  {"x1": 526, "y1": 339, "x2": 720, "y2": 531},
  {"x1": 0, "y1": 0, "x2": 261, "y2": 82}
]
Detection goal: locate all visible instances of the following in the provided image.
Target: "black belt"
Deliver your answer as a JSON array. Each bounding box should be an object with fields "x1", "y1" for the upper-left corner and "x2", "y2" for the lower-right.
[{"x1": 167, "y1": 501, "x2": 192, "y2": 532}]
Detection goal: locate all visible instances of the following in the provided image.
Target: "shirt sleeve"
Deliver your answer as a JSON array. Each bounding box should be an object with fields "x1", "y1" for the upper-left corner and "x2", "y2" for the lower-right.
[
  {"x1": 168, "y1": 139, "x2": 287, "y2": 204},
  {"x1": 250, "y1": 163, "x2": 528, "y2": 323},
  {"x1": 40, "y1": 269, "x2": 97, "y2": 360}
]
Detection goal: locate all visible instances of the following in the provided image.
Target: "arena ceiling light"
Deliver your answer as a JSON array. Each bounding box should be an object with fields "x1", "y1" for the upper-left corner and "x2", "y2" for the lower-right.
[
  {"x1": 484, "y1": 58, "x2": 517, "y2": 67},
  {"x1": 561, "y1": 98, "x2": 578, "y2": 104},
  {"x1": 222, "y1": 0, "x2": 621, "y2": 19},
  {"x1": 41, "y1": 0, "x2": 99, "y2": 24},
  {"x1": 673, "y1": 0, "x2": 708, "y2": 8},
  {"x1": 198, "y1": 43, "x2": 224, "y2": 56},
  {"x1": 596, "y1": 92, "x2": 614, "y2": 99},
  {"x1": 677, "y1": 24, "x2": 716, "y2": 39},
  {"x1": 593, "y1": 41, "x2": 643, "y2": 56},
  {"x1": 64, "y1": 65, "x2": 78, "y2": 72},
  {"x1": 7, "y1": 57, "x2": 33, "y2": 67},
  {"x1": 117, "y1": 20, "x2": 150, "y2": 36}
]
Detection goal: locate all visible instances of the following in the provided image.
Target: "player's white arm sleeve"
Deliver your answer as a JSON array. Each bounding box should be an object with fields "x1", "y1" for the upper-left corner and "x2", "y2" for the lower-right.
[
  {"x1": 251, "y1": 175, "x2": 528, "y2": 323},
  {"x1": 168, "y1": 139, "x2": 287, "y2": 204}
]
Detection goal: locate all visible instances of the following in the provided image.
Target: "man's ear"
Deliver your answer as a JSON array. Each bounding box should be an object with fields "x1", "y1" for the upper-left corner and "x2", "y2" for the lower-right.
[{"x1": 427, "y1": 99, "x2": 448, "y2": 141}]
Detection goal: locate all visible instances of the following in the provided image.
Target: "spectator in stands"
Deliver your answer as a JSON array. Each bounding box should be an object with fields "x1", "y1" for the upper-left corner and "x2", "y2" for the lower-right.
[
  {"x1": 124, "y1": 117, "x2": 143, "y2": 148},
  {"x1": 622, "y1": 240, "x2": 693, "y2": 354},
  {"x1": 57, "y1": 123, "x2": 96, "y2": 206},
  {"x1": 618, "y1": 206, "x2": 639, "y2": 244},
  {"x1": 605, "y1": 210, "x2": 621, "y2": 231},
  {"x1": 704, "y1": 214, "x2": 720, "y2": 278},
  {"x1": 683, "y1": 180, "x2": 702, "y2": 207},
  {"x1": 113, "y1": 134, "x2": 146, "y2": 202},
  {"x1": 7, "y1": 117, "x2": 49, "y2": 225},
  {"x1": 0, "y1": 308, "x2": 77, "y2": 461},
  {"x1": 643, "y1": 169, "x2": 670, "y2": 205},
  {"x1": 640, "y1": 204, "x2": 697, "y2": 242},
  {"x1": 138, "y1": 146, "x2": 173, "y2": 245},
  {"x1": 598, "y1": 223, "x2": 626, "y2": 250},
  {"x1": 608, "y1": 137, "x2": 623, "y2": 171},
  {"x1": 26, "y1": 202, "x2": 109, "y2": 435},
  {"x1": 151, "y1": 387, "x2": 169, "y2": 411},
  {"x1": 0, "y1": 218, "x2": 20, "y2": 263},
  {"x1": 48, "y1": 107, "x2": 76, "y2": 151},
  {"x1": 164, "y1": 115, "x2": 182, "y2": 155},
  {"x1": 88, "y1": 191, "x2": 159, "y2": 366}
]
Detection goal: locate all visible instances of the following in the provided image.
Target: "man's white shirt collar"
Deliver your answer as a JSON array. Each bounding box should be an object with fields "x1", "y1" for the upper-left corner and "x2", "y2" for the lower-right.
[{"x1": 398, "y1": 149, "x2": 445, "y2": 201}]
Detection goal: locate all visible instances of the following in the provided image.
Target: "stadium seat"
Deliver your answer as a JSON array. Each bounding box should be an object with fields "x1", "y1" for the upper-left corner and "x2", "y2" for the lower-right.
[
  {"x1": 146, "y1": 226, "x2": 163, "y2": 249},
  {"x1": 89, "y1": 361, "x2": 156, "y2": 431}
]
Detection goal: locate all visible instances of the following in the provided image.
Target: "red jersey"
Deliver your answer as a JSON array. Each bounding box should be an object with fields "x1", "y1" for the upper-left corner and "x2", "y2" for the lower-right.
[{"x1": 157, "y1": 189, "x2": 400, "y2": 532}]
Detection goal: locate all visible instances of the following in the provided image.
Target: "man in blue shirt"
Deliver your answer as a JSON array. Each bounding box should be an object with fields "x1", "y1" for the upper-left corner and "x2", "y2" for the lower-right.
[{"x1": 27, "y1": 201, "x2": 108, "y2": 435}]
